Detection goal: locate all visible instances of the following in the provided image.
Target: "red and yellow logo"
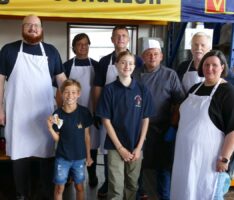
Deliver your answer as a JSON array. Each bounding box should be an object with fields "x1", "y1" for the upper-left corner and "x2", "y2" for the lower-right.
[{"x1": 205, "y1": 0, "x2": 225, "y2": 13}]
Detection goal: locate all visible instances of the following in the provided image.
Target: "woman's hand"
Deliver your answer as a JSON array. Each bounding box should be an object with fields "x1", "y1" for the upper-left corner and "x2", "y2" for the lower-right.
[{"x1": 216, "y1": 160, "x2": 229, "y2": 172}]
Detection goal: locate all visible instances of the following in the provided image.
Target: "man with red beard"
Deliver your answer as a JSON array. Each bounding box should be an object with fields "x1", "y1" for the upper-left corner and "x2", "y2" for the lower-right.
[{"x1": 0, "y1": 15, "x2": 66, "y2": 200}]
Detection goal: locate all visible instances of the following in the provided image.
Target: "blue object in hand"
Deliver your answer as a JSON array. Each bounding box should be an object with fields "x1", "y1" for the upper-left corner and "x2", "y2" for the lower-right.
[{"x1": 164, "y1": 126, "x2": 177, "y2": 142}]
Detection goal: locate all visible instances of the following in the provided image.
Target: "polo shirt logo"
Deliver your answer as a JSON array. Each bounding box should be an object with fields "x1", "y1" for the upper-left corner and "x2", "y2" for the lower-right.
[
  {"x1": 134, "y1": 95, "x2": 142, "y2": 107},
  {"x1": 77, "y1": 123, "x2": 83, "y2": 129}
]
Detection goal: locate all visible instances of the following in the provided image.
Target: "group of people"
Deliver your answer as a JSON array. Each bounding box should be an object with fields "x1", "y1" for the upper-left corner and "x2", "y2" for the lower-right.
[{"x1": 0, "y1": 14, "x2": 234, "y2": 200}]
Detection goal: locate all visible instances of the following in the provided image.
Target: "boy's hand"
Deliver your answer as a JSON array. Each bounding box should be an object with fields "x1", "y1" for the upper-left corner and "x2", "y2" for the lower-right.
[
  {"x1": 118, "y1": 147, "x2": 134, "y2": 162},
  {"x1": 131, "y1": 148, "x2": 141, "y2": 161},
  {"x1": 47, "y1": 116, "x2": 54, "y2": 131},
  {"x1": 86, "y1": 157, "x2": 94, "y2": 167}
]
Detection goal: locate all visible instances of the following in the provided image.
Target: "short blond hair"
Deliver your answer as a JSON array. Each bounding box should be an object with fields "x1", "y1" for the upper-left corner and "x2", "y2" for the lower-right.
[{"x1": 60, "y1": 79, "x2": 81, "y2": 93}]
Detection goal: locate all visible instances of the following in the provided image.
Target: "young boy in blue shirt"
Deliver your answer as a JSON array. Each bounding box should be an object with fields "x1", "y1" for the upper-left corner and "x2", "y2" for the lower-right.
[
  {"x1": 47, "y1": 79, "x2": 93, "y2": 200},
  {"x1": 96, "y1": 51, "x2": 154, "y2": 200}
]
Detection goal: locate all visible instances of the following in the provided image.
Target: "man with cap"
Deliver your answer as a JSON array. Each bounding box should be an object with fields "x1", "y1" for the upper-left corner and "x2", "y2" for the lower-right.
[
  {"x1": 133, "y1": 39, "x2": 185, "y2": 200},
  {"x1": 176, "y1": 32, "x2": 212, "y2": 93}
]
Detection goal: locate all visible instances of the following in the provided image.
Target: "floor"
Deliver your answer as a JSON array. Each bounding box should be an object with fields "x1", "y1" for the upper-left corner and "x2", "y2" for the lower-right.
[{"x1": 0, "y1": 154, "x2": 234, "y2": 200}]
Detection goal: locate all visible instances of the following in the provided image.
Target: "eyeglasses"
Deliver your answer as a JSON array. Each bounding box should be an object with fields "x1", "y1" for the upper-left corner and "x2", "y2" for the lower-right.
[{"x1": 23, "y1": 23, "x2": 42, "y2": 29}]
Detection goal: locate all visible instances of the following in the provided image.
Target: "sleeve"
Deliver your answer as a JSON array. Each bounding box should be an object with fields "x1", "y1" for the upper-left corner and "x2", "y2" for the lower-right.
[
  {"x1": 91, "y1": 59, "x2": 100, "y2": 85},
  {"x1": 63, "y1": 59, "x2": 73, "y2": 78},
  {"x1": 176, "y1": 61, "x2": 189, "y2": 81},
  {"x1": 94, "y1": 57, "x2": 107, "y2": 87},
  {"x1": 221, "y1": 85, "x2": 234, "y2": 134},
  {"x1": 0, "y1": 46, "x2": 8, "y2": 76},
  {"x1": 0, "y1": 42, "x2": 19, "y2": 79},
  {"x1": 142, "y1": 85, "x2": 155, "y2": 118},
  {"x1": 96, "y1": 86, "x2": 112, "y2": 119},
  {"x1": 94, "y1": 54, "x2": 112, "y2": 87},
  {"x1": 46, "y1": 44, "x2": 65, "y2": 76},
  {"x1": 83, "y1": 107, "x2": 93, "y2": 128},
  {"x1": 170, "y1": 70, "x2": 186, "y2": 104}
]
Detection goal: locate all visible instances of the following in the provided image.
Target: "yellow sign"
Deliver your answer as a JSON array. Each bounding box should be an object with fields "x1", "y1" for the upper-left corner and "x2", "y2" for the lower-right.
[{"x1": 0, "y1": 0, "x2": 180, "y2": 22}]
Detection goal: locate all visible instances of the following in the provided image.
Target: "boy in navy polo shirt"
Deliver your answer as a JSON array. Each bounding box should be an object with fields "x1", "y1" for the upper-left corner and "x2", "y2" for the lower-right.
[
  {"x1": 96, "y1": 51, "x2": 153, "y2": 200},
  {"x1": 47, "y1": 79, "x2": 93, "y2": 200}
]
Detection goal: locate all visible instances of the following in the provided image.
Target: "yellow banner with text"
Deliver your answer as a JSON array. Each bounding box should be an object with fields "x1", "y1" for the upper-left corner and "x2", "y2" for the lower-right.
[{"x1": 0, "y1": 0, "x2": 180, "y2": 22}]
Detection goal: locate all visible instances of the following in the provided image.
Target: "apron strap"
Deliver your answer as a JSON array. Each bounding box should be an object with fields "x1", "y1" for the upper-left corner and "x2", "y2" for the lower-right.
[
  {"x1": 186, "y1": 60, "x2": 193, "y2": 72},
  {"x1": 20, "y1": 41, "x2": 46, "y2": 56},
  {"x1": 210, "y1": 79, "x2": 222, "y2": 97},
  {"x1": 192, "y1": 78, "x2": 222, "y2": 97},
  {"x1": 72, "y1": 57, "x2": 93, "y2": 67}
]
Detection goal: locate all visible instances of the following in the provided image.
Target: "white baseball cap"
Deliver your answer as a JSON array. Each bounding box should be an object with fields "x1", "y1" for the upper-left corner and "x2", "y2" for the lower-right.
[{"x1": 142, "y1": 38, "x2": 161, "y2": 54}]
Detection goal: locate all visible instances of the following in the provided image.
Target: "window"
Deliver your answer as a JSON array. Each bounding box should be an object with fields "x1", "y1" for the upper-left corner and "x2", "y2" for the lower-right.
[{"x1": 68, "y1": 24, "x2": 138, "y2": 61}]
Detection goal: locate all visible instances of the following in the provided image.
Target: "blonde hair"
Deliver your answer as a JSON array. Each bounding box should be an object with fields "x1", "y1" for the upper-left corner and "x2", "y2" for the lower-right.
[{"x1": 60, "y1": 79, "x2": 81, "y2": 93}]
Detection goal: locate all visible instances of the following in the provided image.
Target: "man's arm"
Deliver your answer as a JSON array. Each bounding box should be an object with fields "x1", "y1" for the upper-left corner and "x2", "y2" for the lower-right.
[
  {"x1": 0, "y1": 75, "x2": 6, "y2": 125},
  {"x1": 55, "y1": 73, "x2": 67, "y2": 107}
]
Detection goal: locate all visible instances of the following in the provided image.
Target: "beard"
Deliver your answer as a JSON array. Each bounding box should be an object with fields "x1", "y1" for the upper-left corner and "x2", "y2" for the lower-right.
[{"x1": 22, "y1": 31, "x2": 43, "y2": 44}]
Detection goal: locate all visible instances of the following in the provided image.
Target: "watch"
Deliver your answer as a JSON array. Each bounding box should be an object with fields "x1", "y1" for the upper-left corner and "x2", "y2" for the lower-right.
[{"x1": 218, "y1": 156, "x2": 230, "y2": 164}]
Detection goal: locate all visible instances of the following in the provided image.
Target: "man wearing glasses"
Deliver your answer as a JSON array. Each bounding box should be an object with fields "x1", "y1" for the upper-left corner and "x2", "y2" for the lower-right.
[{"x1": 0, "y1": 14, "x2": 66, "y2": 200}]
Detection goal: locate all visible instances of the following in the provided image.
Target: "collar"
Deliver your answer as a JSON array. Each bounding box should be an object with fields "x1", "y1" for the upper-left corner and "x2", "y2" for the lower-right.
[
  {"x1": 115, "y1": 77, "x2": 136, "y2": 89},
  {"x1": 143, "y1": 64, "x2": 161, "y2": 73}
]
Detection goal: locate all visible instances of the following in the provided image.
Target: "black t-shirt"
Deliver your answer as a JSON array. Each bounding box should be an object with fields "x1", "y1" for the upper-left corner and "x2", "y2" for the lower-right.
[
  {"x1": 176, "y1": 60, "x2": 196, "y2": 82},
  {"x1": 189, "y1": 82, "x2": 234, "y2": 135}
]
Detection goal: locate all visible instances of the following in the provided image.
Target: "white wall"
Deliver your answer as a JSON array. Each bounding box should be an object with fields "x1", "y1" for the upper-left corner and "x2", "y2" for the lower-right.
[
  {"x1": 0, "y1": 19, "x2": 162, "y2": 62},
  {"x1": 0, "y1": 19, "x2": 67, "y2": 61}
]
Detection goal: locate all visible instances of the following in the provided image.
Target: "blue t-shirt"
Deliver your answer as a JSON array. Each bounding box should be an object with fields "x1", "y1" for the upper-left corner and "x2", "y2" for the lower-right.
[
  {"x1": 53, "y1": 105, "x2": 93, "y2": 160},
  {"x1": 0, "y1": 40, "x2": 64, "y2": 81},
  {"x1": 94, "y1": 51, "x2": 143, "y2": 86},
  {"x1": 96, "y1": 78, "x2": 154, "y2": 151}
]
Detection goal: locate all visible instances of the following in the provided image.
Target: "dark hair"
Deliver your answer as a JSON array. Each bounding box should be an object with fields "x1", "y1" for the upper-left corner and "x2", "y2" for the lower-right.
[
  {"x1": 198, "y1": 50, "x2": 228, "y2": 78},
  {"x1": 112, "y1": 25, "x2": 129, "y2": 37},
  {"x1": 115, "y1": 50, "x2": 135, "y2": 63},
  {"x1": 60, "y1": 79, "x2": 81, "y2": 93},
  {"x1": 72, "y1": 33, "x2": 90, "y2": 53}
]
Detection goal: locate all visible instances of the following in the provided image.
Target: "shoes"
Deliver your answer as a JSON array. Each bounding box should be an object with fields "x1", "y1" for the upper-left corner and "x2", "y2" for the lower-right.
[
  {"x1": 89, "y1": 175, "x2": 98, "y2": 187},
  {"x1": 97, "y1": 181, "x2": 108, "y2": 198}
]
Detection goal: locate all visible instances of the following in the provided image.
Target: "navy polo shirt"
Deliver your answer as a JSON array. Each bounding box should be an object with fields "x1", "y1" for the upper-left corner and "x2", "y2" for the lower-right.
[
  {"x1": 94, "y1": 51, "x2": 143, "y2": 87},
  {"x1": 53, "y1": 105, "x2": 93, "y2": 161},
  {"x1": 96, "y1": 78, "x2": 154, "y2": 151},
  {"x1": 63, "y1": 57, "x2": 99, "y2": 79},
  {"x1": 0, "y1": 40, "x2": 64, "y2": 81}
]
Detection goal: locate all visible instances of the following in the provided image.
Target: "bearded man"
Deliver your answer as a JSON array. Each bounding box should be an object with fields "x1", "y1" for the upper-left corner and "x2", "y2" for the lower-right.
[{"x1": 0, "y1": 15, "x2": 66, "y2": 200}]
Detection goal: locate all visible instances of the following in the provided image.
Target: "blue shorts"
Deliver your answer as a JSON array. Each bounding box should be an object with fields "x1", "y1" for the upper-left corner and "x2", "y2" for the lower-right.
[{"x1": 53, "y1": 157, "x2": 85, "y2": 185}]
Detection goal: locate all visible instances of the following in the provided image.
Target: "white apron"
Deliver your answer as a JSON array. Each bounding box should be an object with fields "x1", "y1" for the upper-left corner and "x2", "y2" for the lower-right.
[
  {"x1": 5, "y1": 42, "x2": 55, "y2": 160},
  {"x1": 182, "y1": 60, "x2": 204, "y2": 93},
  {"x1": 171, "y1": 79, "x2": 224, "y2": 200},
  {"x1": 99, "y1": 56, "x2": 118, "y2": 154},
  {"x1": 69, "y1": 57, "x2": 100, "y2": 149}
]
